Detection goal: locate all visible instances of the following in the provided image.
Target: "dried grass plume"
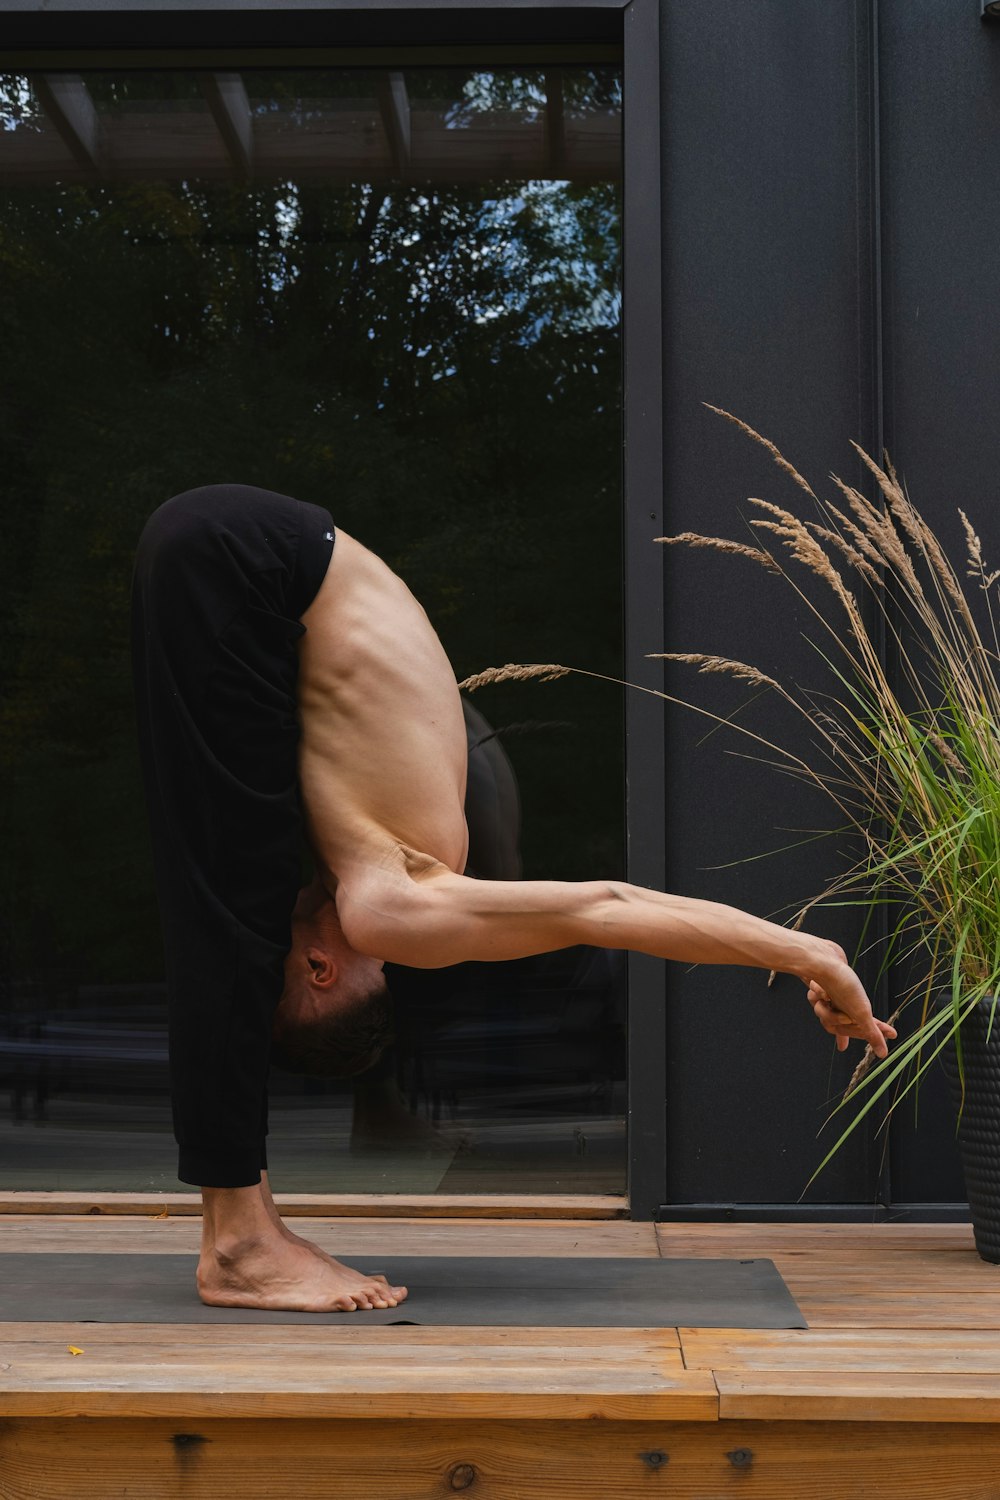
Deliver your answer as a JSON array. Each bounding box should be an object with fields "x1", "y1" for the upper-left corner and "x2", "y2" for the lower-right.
[{"x1": 458, "y1": 663, "x2": 571, "y2": 693}]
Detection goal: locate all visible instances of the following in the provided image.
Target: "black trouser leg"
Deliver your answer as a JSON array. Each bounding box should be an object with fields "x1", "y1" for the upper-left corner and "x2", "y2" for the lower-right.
[{"x1": 130, "y1": 483, "x2": 334, "y2": 1187}]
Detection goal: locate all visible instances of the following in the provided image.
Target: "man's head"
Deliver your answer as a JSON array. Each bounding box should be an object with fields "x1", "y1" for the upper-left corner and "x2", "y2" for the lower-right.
[{"x1": 271, "y1": 883, "x2": 395, "y2": 1078}]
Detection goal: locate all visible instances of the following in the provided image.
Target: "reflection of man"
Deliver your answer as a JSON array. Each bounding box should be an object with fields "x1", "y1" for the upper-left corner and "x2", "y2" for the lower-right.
[{"x1": 132, "y1": 483, "x2": 896, "y2": 1314}]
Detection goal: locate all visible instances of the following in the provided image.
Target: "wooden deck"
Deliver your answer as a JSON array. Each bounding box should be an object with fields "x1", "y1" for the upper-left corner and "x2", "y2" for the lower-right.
[{"x1": 1, "y1": 1212, "x2": 999, "y2": 1497}]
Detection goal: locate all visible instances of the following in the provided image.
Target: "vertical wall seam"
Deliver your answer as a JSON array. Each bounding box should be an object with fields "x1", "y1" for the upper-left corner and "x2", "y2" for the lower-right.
[
  {"x1": 862, "y1": 0, "x2": 893, "y2": 1208},
  {"x1": 623, "y1": 0, "x2": 668, "y2": 1221}
]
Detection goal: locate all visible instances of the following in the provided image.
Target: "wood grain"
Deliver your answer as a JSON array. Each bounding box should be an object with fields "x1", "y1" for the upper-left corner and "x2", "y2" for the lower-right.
[
  {"x1": 656, "y1": 1223, "x2": 977, "y2": 1255},
  {"x1": 681, "y1": 1326, "x2": 1000, "y2": 1372},
  {"x1": 716, "y1": 1371, "x2": 1000, "y2": 1423},
  {"x1": 0, "y1": 1214, "x2": 659, "y2": 1257},
  {"x1": 0, "y1": 1322, "x2": 681, "y2": 1349},
  {"x1": 781, "y1": 1294, "x2": 1000, "y2": 1330},
  {"x1": 5, "y1": 1418, "x2": 1000, "y2": 1498},
  {"x1": 0, "y1": 1335, "x2": 713, "y2": 1420},
  {"x1": 0, "y1": 1192, "x2": 627, "y2": 1219}
]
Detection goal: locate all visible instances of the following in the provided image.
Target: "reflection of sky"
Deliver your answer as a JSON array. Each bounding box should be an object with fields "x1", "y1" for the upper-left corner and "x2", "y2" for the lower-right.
[
  {"x1": 0, "y1": 75, "x2": 34, "y2": 132},
  {"x1": 0, "y1": 68, "x2": 621, "y2": 338},
  {"x1": 444, "y1": 73, "x2": 546, "y2": 129},
  {"x1": 250, "y1": 177, "x2": 620, "y2": 339},
  {"x1": 366, "y1": 183, "x2": 619, "y2": 342}
]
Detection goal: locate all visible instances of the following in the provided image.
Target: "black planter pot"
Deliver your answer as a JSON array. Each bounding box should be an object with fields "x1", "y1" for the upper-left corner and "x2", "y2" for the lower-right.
[{"x1": 939, "y1": 994, "x2": 1000, "y2": 1265}]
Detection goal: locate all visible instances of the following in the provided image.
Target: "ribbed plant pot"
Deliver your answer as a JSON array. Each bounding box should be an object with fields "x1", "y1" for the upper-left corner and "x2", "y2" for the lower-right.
[{"x1": 939, "y1": 994, "x2": 1000, "y2": 1265}]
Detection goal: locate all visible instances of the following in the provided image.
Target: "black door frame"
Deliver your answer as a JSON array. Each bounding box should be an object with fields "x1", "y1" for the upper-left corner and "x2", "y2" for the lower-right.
[{"x1": 0, "y1": 0, "x2": 669, "y2": 1220}]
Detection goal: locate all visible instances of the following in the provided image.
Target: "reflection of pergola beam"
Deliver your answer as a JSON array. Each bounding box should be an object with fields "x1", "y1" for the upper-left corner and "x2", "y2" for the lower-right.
[
  {"x1": 34, "y1": 75, "x2": 101, "y2": 172},
  {"x1": 544, "y1": 69, "x2": 567, "y2": 177},
  {"x1": 201, "y1": 73, "x2": 253, "y2": 180},
  {"x1": 377, "y1": 72, "x2": 411, "y2": 179}
]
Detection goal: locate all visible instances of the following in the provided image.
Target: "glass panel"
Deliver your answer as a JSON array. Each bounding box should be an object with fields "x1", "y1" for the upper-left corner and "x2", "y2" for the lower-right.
[{"x1": 0, "y1": 63, "x2": 624, "y2": 1194}]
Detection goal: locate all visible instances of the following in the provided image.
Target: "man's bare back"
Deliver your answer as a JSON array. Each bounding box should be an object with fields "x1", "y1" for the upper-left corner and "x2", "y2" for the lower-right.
[{"x1": 297, "y1": 529, "x2": 470, "y2": 885}]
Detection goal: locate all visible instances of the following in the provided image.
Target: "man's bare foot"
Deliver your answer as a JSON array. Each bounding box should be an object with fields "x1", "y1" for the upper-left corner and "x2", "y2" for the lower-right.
[
  {"x1": 199, "y1": 1181, "x2": 407, "y2": 1313},
  {"x1": 198, "y1": 1232, "x2": 407, "y2": 1313}
]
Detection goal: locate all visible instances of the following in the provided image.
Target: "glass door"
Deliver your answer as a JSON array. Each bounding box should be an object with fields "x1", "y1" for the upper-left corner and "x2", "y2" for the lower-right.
[{"x1": 0, "y1": 60, "x2": 625, "y2": 1194}]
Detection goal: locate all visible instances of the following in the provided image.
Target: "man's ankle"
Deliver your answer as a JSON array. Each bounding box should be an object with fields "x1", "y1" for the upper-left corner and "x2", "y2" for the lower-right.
[
  {"x1": 205, "y1": 1229, "x2": 273, "y2": 1267},
  {"x1": 200, "y1": 1182, "x2": 273, "y2": 1250}
]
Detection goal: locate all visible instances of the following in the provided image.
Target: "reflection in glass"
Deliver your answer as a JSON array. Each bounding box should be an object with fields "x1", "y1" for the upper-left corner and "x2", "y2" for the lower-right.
[{"x1": 0, "y1": 64, "x2": 624, "y2": 1193}]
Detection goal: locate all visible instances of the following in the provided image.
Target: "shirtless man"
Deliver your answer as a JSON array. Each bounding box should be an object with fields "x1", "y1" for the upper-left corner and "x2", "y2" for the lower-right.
[{"x1": 132, "y1": 484, "x2": 896, "y2": 1316}]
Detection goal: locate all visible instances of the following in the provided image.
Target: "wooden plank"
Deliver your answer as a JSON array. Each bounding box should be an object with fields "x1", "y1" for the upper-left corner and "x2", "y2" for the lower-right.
[
  {"x1": 32, "y1": 74, "x2": 101, "y2": 171},
  {"x1": 657, "y1": 1223, "x2": 976, "y2": 1254},
  {"x1": 0, "y1": 1215, "x2": 658, "y2": 1258},
  {"x1": 0, "y1": 1343, "x2": 716, "y2": 1419},
  {"x1": 716, "y1": 1371, "x2": 1000, "y2": 1423},
  {"x1": 5, "y1": 1417, "x2": 1000, "y2": 1498},
  {"x1": 775, "y1": 1250, "x2": 989, "y2": 1273},
  {"x1": 681, "y1": 1326, "x2": 1000, "y2": 1372},
  {"x1": 376, "y1": 71, "x2": 411, "y2": 177},
  {"x1": 0, "y1": 1323, "x2": 680, "y2": 1350},
  {"x1": 782, "y1": 1270, "x2": 1000, "y2": 1294},
  {"x1": 0, "y1": 1192, "x2": 627, "y2": 1219},
  {"x1": 200, "y1": 73, "x2": 254, "y2": 179},
  {"x1": 784, "y1": 1293, "x2": 1000, "y2": 1330}
]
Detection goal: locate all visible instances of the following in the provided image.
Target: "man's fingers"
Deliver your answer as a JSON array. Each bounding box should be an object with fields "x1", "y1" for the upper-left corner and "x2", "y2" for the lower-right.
[
  {"x1": 804, "y1": 966, "x2": 896, "y2": 1060},
  {"x1": 811, "y1": 998, "x2": 895, "y2": 1058}
]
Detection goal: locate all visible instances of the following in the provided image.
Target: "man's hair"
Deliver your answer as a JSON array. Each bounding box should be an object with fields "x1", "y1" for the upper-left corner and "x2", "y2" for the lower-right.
[{"x1": 271, "y1": 976, "x2": 396, "y2": 1078}]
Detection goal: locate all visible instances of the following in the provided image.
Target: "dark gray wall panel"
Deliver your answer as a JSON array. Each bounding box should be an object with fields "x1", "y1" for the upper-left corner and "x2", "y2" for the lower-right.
[
  {"x1": 880, "y1": 0, "x2": 1000, "y2": 567},
  {"x1": 880, "y1": 0, "x2": 1000, "y2": 1205},
  {"x1": 659, "y1": 0, "x2": 1000, "y2": 1209},
  {"x1": 659, "y1": 0, "x2": 881, "y2": 1203}
]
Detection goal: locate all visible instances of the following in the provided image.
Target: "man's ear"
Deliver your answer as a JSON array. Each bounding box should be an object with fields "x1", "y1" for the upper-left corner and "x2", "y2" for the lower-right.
[{"x1": 305, "y1": 945, "x2": 340, "y2": 990}]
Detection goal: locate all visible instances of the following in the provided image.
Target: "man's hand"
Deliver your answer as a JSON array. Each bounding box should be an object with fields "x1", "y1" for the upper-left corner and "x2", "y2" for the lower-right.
[{"x1": 802, "y1": 940, "x2": 896, "y2": 1057}]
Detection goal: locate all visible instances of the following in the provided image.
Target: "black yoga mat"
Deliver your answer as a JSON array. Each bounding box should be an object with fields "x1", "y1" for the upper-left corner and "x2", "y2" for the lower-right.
[{"x1": 0, "y1": 1253, "x2": 806, "y2": 1328}]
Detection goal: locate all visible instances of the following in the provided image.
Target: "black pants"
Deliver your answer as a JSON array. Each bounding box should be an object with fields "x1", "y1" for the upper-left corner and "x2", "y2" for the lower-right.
[{"x1": 131, "y1": 484, "x2": 335, "y2": 1187}]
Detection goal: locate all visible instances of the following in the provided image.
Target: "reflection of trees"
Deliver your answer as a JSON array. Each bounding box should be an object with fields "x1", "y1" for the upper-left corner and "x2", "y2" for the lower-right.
[{"x1": 0, "y1": 69, "x2": 623, "y2": 994}]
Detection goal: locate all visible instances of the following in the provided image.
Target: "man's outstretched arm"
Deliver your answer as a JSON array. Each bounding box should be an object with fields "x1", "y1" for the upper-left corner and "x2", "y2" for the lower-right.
[{"x1": 339, "y1": 867, "x2": 895, "y2": 1057}]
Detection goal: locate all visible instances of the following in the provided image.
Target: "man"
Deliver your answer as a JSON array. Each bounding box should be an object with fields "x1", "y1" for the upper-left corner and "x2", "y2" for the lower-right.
[{"x1": 132, "y1": 483, "x2": 896, "y2": 1315}]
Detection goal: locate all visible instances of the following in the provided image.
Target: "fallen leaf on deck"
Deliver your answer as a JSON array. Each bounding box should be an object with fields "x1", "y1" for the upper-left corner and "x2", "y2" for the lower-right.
[{"x1": 67, "y1": 1346, "x2": 85, "y2": 1356}]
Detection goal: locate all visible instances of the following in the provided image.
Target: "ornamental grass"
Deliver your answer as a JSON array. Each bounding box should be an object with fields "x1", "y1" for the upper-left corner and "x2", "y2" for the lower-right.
[{"x1": 461, "y1": 407, "x2": 1000, "y2": 1182}]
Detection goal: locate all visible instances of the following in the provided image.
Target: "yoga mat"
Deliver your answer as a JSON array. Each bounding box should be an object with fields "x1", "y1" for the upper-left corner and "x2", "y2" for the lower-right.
[{"x1": 0, "y1": 1253, "x2": 806, "y2": 1328}]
